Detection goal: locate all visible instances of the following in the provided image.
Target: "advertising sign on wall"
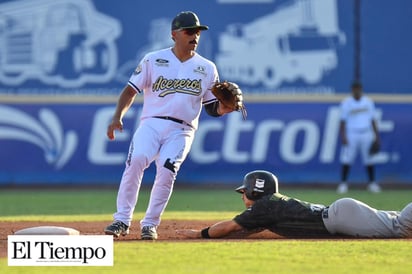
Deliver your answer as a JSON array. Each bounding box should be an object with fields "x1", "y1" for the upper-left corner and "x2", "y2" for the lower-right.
[
  {"x1": 1, "y1": 102, "x2": 410, "y2": 185},
  {"x1": 1, "y1": 0, "x2": 411, "y2": 185}
]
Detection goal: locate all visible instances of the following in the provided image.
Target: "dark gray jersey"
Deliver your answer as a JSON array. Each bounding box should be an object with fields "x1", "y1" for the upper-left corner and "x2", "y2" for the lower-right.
[{"x1": 234, "y1": 193, "x2": 330, "y2": 237}]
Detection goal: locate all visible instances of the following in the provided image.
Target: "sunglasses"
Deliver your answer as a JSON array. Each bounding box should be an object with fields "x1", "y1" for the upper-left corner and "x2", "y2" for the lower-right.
[{"x1": 180, "y1": 28, "x2": 201, "y2": 36}]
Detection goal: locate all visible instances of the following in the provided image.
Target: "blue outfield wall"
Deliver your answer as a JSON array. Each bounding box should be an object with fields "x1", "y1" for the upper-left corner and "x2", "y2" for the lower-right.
[
  {"x1": 0, "y1": 102, "x2": 411, "y2": 186},
  {"x1": 1, "y1": 0, "x2": 412, "y2": 185}
]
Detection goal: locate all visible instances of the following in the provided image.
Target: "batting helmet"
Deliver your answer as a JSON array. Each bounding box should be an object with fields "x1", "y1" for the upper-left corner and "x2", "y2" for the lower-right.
[{"x1": 235, "y1": 170, "x2": 279, "y2": 200}]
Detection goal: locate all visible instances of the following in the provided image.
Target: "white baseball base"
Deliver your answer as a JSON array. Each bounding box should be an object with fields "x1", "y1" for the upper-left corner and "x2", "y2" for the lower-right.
[{"x1": 14, "y1": 226, "x2": 80, "y2": 235}]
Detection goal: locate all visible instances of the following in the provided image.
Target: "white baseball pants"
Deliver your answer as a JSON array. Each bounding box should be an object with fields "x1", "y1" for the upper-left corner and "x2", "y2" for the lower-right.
[
  {"x1": 340, "y1": 130, "x2": 375, "y2": 165},
  {"x1": 113, "y1": 118, "x2": 195, "y2": 227}
]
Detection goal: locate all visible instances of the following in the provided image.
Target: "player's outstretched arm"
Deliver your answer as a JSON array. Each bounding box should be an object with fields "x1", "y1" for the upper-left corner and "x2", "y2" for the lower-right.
[{"x1": 177, "y1": 220, "x2": 243, "y2": 239}]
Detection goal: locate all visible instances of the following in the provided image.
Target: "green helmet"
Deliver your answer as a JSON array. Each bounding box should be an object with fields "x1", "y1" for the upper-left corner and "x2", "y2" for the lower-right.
[{"x1": 235, "y1": 170, "x2": 279, "y2": 200}]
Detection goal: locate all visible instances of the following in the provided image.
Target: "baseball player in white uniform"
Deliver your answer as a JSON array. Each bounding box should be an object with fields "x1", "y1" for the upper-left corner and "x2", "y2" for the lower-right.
[
  {"x1": 104, "y1": 11, "x2": 238, "y2": 240},
  {"x1": 337, "y1": 82, "x2": 381, "y2": 194}
]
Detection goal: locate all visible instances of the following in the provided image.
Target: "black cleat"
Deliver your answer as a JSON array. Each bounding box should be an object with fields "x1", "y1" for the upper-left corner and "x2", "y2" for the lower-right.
[
  {"x1": 141, "y1": 226, "x2": 158, "y2": 240},
  {"x1": 104, "y1": 221, "x2": 129, "y2": 238}
]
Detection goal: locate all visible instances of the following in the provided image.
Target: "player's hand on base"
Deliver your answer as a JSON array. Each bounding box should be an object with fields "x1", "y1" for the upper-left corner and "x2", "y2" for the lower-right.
[{"x1": 107, "y1": 120, "x2": 123, "y2": 140}]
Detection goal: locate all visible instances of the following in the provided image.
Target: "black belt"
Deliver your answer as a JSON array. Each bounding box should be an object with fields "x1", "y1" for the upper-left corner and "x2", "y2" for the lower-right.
[
  {"x1": 153, "y1": 116, "x2": 192, "y2": 128},
  {"x1": 322, "y1": 207, "x2": 329, "y2": 219}
]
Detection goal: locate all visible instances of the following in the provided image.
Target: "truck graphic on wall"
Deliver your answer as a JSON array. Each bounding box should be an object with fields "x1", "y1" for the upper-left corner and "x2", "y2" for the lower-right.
[
  {"x1": 216, "y1": 0, "x2": 345, "y2": 89},
  {"x1": 0, "y1": 0, "x2": 121, "y2": 88}
]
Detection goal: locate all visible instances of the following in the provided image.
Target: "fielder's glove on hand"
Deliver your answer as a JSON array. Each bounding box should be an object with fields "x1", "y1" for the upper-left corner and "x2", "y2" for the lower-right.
[{"x1": 211, "y1": 81, "x2": 247, "y2": 120}]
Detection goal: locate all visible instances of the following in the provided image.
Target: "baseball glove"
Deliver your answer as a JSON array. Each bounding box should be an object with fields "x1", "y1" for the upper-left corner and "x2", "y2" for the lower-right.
[
  {"x1": 211, "y1": 81, "x2": 247, "y2": 120},
  {"x1": 369, "y1": 140, "x2": 380, "y2": 155}
]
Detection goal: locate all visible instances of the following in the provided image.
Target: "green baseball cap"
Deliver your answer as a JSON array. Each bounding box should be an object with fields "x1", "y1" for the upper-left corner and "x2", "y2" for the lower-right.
[{"x1": 171, "y1": 11, "x2": 209, "y2": 31}]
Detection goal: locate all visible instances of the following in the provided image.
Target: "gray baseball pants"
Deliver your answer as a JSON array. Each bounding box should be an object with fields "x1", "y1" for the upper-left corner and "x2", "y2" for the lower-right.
[{"x1": 322, "y1": 198, "x2": 412, "y2": 238}]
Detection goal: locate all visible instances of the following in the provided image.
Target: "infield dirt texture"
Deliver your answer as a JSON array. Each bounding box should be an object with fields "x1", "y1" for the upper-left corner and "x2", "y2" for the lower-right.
[
  {"x1": 1, "y1": 188, "x2": 411, "y2": 258},
  {"x1": 0, "y1": 219, "x2": 293, "y2": 258}
]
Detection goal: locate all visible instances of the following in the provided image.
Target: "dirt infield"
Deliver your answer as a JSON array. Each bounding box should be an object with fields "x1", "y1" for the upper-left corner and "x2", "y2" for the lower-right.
[
  {"x1": 3, "y1": 220, "x2": 410, "y2": 258},
  {"x1": 0, "y1": 220, "x2": 283, "y2": 258}
]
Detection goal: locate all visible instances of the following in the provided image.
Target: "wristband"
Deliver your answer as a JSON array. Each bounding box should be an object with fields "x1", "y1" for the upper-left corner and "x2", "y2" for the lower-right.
[{"x1": 201, "y1": 227, "x2": 211, "y2": 238}]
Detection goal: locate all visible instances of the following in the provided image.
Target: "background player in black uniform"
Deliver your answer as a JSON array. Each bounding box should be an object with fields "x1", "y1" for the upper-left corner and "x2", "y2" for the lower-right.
[{"x1": 178, "y1": 170, "x2": 412, "y2": 239}]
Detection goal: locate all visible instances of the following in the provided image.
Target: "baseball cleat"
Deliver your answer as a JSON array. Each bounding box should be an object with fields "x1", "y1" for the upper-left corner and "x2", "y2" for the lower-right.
[
  {"x1": 141, "y1": 226, "x2": 158, "y2": 240},
  {"x1": 367, "y1": 183, "x2": 382, "y2": 193},
  {"x1": 104, "y1": 221, "x2": 129, "y2": 237},
  {"x1": 336, "y1": 183, "x2": 348, "y2": 194}
]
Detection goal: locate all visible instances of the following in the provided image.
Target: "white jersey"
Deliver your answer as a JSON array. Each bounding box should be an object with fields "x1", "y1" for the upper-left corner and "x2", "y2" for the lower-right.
[
  {"x1": 340, "y1": 95, "x2": 377, "y2": 132},
  {"x1": 128, "y1": 47, "x2": 219, "y2": 129}
]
